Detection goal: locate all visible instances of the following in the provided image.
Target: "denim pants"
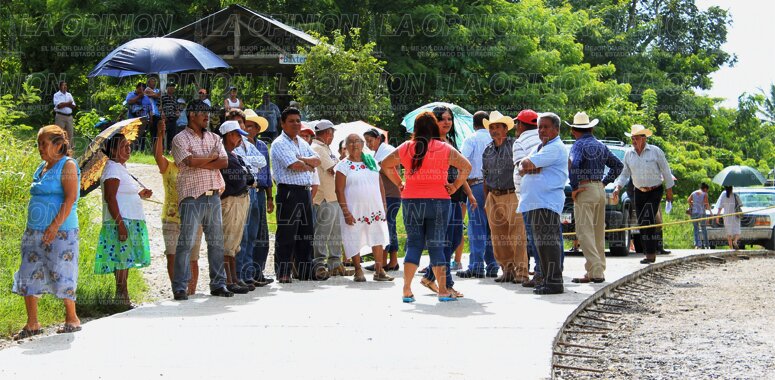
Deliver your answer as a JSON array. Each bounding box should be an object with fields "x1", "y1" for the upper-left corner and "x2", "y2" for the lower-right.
[
  {"x1": 236, "y1": 188, "x2": 267, "y2": 281},
  {"x1": 423, "y1": 201, "x2": 463, "y2": 288},
  {"x1": 402, "y1": 199, "x2": 450, "y2": 267},
  {"x1": 523, "y1": 213, "x2": 541, "y2": 277},
  {"x1": 172, "y1": 193, "x2": 227, "y2": 293},
  {"x1": 467, "y1": 183, "x2": 498, "y2": 275},
  {"x1": 692, "y1": 212, "x2": 709, "y2": 248},
  {"x1": 385, "y1": 197, "x2": 402, "y2": 253},
  {"x1": 253, "y1": 189, "x2": 271, "y2": 280}
]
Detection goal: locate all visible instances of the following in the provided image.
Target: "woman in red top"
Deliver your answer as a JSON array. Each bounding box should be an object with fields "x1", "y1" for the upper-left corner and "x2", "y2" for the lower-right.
[{"x1": 382, "y1": 111, "x2": 472, "y2": 303}]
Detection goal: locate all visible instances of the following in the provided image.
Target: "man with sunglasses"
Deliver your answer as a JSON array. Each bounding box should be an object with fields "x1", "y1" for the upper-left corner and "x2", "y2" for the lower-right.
[{"x1": 198, "y1": 88, "x2": 211, "y2": 107}]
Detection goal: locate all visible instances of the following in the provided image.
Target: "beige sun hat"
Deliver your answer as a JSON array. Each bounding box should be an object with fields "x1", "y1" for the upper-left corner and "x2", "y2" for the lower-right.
[
  {"x1": 624, "y1": 124, "x2": 653, "y2": 137},
  {"x1": 244, "y1": 109, "x2": 269, "y2": 133},
  {"x1": 564, "y1": 112, "x2": 599, "y2": 129},
  {"x1": 482, "y1": 111, "x2": 515, "y2": 130}
]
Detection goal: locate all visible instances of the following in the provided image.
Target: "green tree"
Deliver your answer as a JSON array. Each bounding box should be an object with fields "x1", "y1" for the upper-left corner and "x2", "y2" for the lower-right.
[{"x1": 289, "y1": 28, "x2": 394, "y2": 129}]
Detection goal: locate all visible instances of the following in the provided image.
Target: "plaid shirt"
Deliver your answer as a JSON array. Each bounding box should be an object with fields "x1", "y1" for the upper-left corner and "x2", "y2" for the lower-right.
[
  {"x1": 172, "y1": 127, "x2": 227, "y2": 203},
  {"x1": 270, "y1": 131, "x2": 318, "y2": 186}
]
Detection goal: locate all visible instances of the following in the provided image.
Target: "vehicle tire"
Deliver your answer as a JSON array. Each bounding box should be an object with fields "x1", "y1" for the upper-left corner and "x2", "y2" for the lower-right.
[
  {"x1": 609, "y1": 204, "x2": 631, "y2": 257},
  {"x1": 765, "y1": 228, "x2": 775, "y2": 251}
]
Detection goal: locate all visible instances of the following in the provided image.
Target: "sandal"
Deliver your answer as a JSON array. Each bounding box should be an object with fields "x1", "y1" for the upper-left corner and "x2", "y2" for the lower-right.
[
  {"x1": 448, "y1": 287, "x2": 464, "y2": 298},
  {"x1": 56, "y1": 324, "x2": 82, "y2": 334},
  {"x1": 13, "y1": 327, "x2": 43, "y2": 341},
  {"x1": 438, "y1": 294, "x2": 458, "y2": 302},
  {"x1": 420, "y1": 277, "x2": 439, "y2": 293},
  {"x1": 373, "y1": 271, "x2": 395, "y2": 282},
  {"x1": 402, "y1": 294, "x2": 415, "y2": 303}
]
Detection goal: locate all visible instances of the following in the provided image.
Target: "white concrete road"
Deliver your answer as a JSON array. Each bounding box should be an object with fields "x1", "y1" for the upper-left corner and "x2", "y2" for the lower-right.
[{"x1": 0, "y1": 250, "x2": 718, "y2": 380}]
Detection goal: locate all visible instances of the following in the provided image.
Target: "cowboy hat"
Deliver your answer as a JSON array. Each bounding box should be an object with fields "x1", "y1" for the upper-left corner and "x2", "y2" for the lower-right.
[
  {"x1": 483, "y1": 111, "x2": 514, "y2": 130},
  {"x1": 244, "y1": 109, "x2": 269, "y2": 133},
  {"x1": 624, "y1": 124, "x2": 653, "y2": 137},
  {"x1": 564, "y1": 112, "x2": 599, "y2": 129}
]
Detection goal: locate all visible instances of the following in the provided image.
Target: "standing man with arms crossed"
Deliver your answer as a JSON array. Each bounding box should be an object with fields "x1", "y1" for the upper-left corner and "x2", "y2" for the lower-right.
[
  {"x1": 270, "y1": 107, "x2": 323, "y2": 283},
  {"x1": 613, "y1": 124, "x2": 674, "y2": 265},
  {"x1": 170, "y1": 100, "x2": 232, "y2": 300},
  {"x1": 567, "y1": 112, "x2": 623, "y2": 283},
  {"x1": 512, "y1": 109, "x2": 543, "y2": 287},
  {"x1": 518, "y1": 112, "x2": 569, "y2": 295}
]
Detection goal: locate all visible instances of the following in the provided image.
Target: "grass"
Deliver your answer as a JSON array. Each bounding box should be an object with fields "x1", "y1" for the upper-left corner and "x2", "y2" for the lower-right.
[{"x1": 0, "y1": 131, "x2": 147, "y2": 338}]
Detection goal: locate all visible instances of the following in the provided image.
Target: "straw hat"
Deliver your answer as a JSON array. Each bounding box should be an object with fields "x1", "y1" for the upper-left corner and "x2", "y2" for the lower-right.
[
  {"x1": 244, "y1": 109, "x2": 269, "y2": 133},
  {"x1": 564, "y1": 112, "x2": 599, "y2": 129},
  {"x1": 483, "y1": 111, "x2": 514, "y2": 130},
  {"x1": 624, "y1": 124, "x2": 653, "y2": 137}
]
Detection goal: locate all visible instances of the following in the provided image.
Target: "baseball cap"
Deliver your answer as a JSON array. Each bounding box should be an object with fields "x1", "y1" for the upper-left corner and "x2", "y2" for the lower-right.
[
  {"x1": 314, "y1": 119, "x2": 335, "y2": 132},
  {"x1": 515, "y1": 109, "x2": 538, "y2": 125},
  {"x1": 219, "y1": 120, "x2": 248, "y2": 136}
]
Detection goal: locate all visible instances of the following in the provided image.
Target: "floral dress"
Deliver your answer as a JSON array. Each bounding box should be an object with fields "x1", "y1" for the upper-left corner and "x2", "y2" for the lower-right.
[{"x1": 335, "y1": 159, "x2": 389, "y2": 258}]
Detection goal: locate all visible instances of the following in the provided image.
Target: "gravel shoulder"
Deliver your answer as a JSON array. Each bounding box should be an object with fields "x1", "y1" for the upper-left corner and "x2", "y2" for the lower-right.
[{"x1": 557, "y1": 256, "x2": 775, "y2": 379}]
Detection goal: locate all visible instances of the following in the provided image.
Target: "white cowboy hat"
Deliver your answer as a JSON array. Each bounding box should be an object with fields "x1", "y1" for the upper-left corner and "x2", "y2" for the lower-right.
[
  {"x1": 564, "y1": 112, "x2": 599, "y2": 129},
  {"x1": 624, "y1": 124, "x2": 653, "y2": 137},
  {"x1": 483, "y1": 111, "x2": 514, "y2": 130}
]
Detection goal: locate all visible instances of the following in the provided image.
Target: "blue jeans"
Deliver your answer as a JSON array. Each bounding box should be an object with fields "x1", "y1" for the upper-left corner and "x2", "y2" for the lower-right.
[
  {"x1": 467, "y1": 183, "x2": 498, "y2": 275},
  {"x1": 692, "y1": 212, "x2": 709, "y2": 248},
  {"x1": 385, "y1": 197, "x2": 401, "y2": 253},
  {"x1": 424, "y1": 201, "x2": 463, "y2": 288},
  {"x1": 402, "y1": 199, "x2": 450, "y2": 267},
  {"x1": 172, "y1": 193, "x2": 227, "y2": 293}
]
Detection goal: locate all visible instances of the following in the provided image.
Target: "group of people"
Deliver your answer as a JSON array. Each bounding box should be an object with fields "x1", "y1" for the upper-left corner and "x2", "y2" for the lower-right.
[
  {"x1": 16, "y1": 95, "x2": 688, "y2": 339},
  {"x1": 688, "y1": 182, "x2": 745, "y2": 250}
]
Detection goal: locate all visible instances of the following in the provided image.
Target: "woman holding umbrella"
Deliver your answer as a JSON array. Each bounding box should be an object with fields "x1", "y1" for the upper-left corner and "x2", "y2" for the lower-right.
[
  {"x1": 12, "y1": 125, "x2": 81, "y2": 339},
  {"x1": 95, "y1": 133, "x2": 153, "y2": 304},
  {"x1": 715, "y1": 187, "x2": 743, "y2": 250}
]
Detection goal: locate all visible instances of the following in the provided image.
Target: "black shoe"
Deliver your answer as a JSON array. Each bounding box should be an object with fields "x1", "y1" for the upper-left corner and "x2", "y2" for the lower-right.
[
  {"x1": 485, "y1": 271, "x2": 499, "y2": 278},
  {"x1": 456, "y1": 269, "x2": 485, "y2": 279},
  {"x1": 254, "y1": 277, "x2": 274, "y2": 287},
  {"x1": 226, "y1": 283, "x2": 249, "y2": 294},
  {"x1": 237, "y1": 280, "x2": 256, "y2": 291},
  {"x1": 364, "y1": 264, "x2": 377, "y2": 271},
  {"x1": 533, "y1": 286, "x2": 564, "y2": 295},
  {"x1": 658, "y1": 249, "x2": 671, "y2": 255},
  {"x1": 210, "y1": 287, "x2": 235, "y2": 297},
  {"x1": 173, "y1": 291, "x2": 188, "y2": 301}
]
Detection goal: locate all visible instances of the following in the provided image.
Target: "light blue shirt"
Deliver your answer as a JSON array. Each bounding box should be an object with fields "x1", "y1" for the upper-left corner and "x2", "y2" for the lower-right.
[
  {"x1": 460, "y1": 128, "x2": 491, "y2": 179},
  {"x1": 234, "y1": 136, "x2": 267, "y2": 178},
  {"x1": 270, "y1": 131, "x2": 319, "y2": 186},
  {"x1": 518, "y1": 136, "x2": 568, "y2": 215}
]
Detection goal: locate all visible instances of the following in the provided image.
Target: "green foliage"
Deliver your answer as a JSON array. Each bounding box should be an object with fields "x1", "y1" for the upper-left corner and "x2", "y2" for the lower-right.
[
  {"x1": 290, "y1": 28, "x2": 394, "y2": 128},
  {"x1": 0, "y1": 83, "x2": 41, "y2": 132},
  {"x1": 0, "y1": 129, "x2": 146, "y2": 337}
]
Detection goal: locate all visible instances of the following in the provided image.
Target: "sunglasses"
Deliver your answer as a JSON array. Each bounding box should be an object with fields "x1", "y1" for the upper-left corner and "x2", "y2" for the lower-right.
[{"x1": 198, "y1": 92, "x2": 206, "y2": 95}]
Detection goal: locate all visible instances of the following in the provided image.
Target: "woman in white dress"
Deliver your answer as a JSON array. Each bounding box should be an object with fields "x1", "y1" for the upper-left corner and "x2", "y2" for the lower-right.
[
  {"x1": 715, "y1": 186, "x2": 742, "y2": 250},
  {"x1": 335, "y1": 134, "x2": 394, "y2": 282}
]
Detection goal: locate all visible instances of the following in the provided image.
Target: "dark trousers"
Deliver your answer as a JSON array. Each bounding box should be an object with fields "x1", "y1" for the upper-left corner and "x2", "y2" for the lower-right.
[
  {"x1": 525, "y1": 208, "x2": 563, "y2": 290},
  {"x1": 164, "y1": 117, "x2": 178, "y2": 151},
  {"x1": 633, "y1": 186, "x2": 663, "y2": 255},
  {"x1": 274, "y1": 184, "x2": 315, "y2": 279}
]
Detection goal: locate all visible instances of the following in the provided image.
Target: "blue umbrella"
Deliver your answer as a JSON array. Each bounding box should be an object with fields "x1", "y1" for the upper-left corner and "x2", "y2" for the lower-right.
[
  {"x1": 401, "y1": 102, "x2": 474, "y2": 144},
  {"x1": 88, "y1": 37, "x2": 229, "y2": 77}
]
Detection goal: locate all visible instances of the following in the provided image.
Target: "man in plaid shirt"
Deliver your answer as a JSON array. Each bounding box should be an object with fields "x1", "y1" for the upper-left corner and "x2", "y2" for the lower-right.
[{"x1": 170, "y1": 100, "x2": 233, "y2": 300}]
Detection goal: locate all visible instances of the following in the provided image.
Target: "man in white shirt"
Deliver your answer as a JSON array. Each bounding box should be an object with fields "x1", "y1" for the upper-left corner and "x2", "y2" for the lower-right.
[
  {"x1": 512, "y1": 109, "x2": 543, "y2": 287},
  {"x1": 613, "y1": 124, "x2": 674, "y2": 265},
  {"x1": 53, "y1": 81, "x2": 76, "y2": 146}
]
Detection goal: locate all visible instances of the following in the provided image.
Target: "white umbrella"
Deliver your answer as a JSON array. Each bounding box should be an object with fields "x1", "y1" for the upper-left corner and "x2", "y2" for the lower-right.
[{"x1": 329, "y1": 121, "x2": 388, "y2": 154}]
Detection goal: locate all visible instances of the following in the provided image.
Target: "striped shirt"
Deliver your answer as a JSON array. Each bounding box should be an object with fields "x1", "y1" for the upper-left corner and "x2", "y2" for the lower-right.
[
  {"x1": 171, "y1": 127, "x2": 227, "y2": 203},
  {"x1": 270, "y1": 131, "x2": 319, "y2": 186}
]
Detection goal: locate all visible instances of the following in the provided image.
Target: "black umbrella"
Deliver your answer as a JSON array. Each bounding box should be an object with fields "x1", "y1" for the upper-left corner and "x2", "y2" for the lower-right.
[{"x1": 712, "y1": 165, "x2": 766, "y2": 187}]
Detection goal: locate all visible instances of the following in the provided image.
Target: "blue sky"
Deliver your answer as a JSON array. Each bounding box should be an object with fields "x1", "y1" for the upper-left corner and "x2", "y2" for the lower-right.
[{"x1": 696, "y1": 0, "x2": 775, "y2": 108}]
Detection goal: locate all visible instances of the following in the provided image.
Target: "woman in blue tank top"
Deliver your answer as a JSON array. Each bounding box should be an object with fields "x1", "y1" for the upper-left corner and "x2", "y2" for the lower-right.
[{"x1": 12, "y1": 125, "x2": 81, "y2": 340}]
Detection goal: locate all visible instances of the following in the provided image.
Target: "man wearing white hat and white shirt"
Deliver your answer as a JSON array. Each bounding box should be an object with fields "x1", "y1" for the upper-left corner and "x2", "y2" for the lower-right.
[
  {"x1": 310, "y1": 120, "x2": 351, "y2": 277},
  {"x1": 481, "y1": 111, "x2": 530, "y2": 284},
  {"x1": 567, "y1": 112, "x2": 623, "y2": 283},
  {"x1": 613, "y1": 124, "x2": 674, "y2": 265}
]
